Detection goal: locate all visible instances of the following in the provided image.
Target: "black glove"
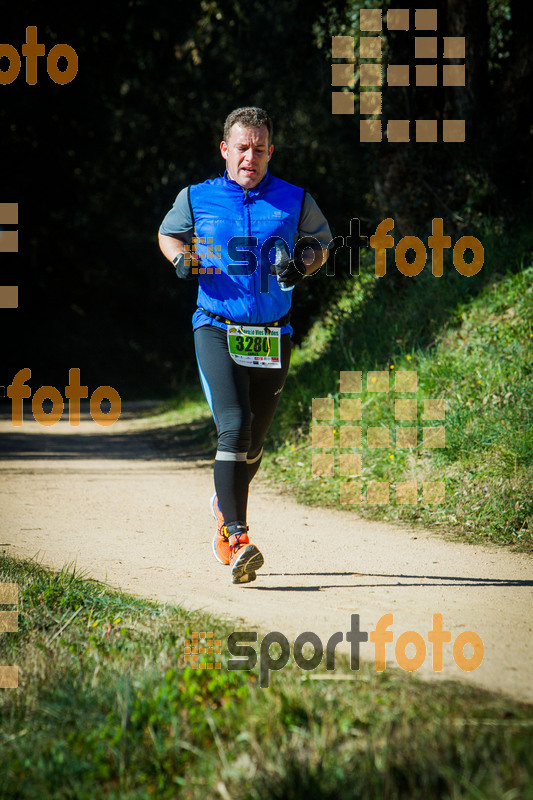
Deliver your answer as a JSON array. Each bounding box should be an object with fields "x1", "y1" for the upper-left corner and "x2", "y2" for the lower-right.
[
  {"x1": 272, "y1": 256, "x2": 306, "y2": 288},
  {"x1": 173, "y1": 253, "x2": 197, "y2": 280}
]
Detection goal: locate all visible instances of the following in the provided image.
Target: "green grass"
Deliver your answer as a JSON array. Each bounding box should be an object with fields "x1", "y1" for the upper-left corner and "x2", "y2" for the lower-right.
[
  {"x1": 261, "y1": 252, "x2": 533, "y2": 551},
  {"x1": 2, "y1": 553, "x2": 533, "y2": 799},
  {"x1": 133, "y1": 221, "x2": 532, "y2": 551}
]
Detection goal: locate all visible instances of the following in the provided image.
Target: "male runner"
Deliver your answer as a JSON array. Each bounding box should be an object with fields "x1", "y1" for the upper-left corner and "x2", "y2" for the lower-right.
[{"x1": 158, "y1": 106, "x2": 331, "y2": 584}]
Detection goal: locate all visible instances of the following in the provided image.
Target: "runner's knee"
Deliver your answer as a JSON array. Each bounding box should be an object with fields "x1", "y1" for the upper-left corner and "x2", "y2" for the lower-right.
[
  {"x1": 247, "y1": 445, "x2": 263, "y2": 463},
  {"x1": 216, "y1": 412, "x2": 252, "y2": 454}
]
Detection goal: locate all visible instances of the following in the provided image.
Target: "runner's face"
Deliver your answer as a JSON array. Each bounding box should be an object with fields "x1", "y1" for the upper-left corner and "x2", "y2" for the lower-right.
[{"x1": 220, "y1": 123, "x2": 273, "y2": 189}]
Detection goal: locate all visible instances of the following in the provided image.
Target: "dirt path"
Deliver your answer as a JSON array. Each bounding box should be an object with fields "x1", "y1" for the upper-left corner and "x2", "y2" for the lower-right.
[{"x1": 2, "y1": 402, "x2": 532, "y2": 703}]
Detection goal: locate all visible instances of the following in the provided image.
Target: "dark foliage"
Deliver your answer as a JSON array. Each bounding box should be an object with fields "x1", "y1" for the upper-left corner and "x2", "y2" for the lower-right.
[{"x1": 1, "y1": 0, "x2": 530, "y2": 397}]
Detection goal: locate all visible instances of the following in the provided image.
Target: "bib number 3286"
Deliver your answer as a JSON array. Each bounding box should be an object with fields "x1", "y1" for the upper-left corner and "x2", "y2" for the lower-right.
[{"x1": 227, "y1": 325, "x2": 281, "y2": 368}]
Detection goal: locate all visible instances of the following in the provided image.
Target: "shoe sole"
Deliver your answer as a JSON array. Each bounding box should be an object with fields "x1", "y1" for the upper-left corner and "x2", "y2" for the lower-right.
[
  {"x1": 211, "y1": 493, "x2": 229, "y2": 566},
  {"x1": 231, "y1": 545, "x2": 264, "y2": 585}
]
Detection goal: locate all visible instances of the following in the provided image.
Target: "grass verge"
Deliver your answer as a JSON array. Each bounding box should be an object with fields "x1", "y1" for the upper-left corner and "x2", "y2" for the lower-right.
[
  {"x1": 1, "y1": 553, "x2": 533, "y2": 799},
  {"x1": 262, "y1": 259, "x2": 533, "y2": 551},
  {"x1": 140, "y1": 228, "x2": 532, "y2": 551}
]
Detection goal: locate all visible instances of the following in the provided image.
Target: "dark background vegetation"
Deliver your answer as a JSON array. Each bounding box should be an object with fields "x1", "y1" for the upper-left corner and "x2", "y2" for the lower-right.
[{"x1": 1, "y1": 0, "x2": 531, "y2": 399}]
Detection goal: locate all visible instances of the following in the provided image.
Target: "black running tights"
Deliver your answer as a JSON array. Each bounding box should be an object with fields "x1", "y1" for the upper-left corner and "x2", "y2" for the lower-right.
[{"x1": 194, "y1": 324, "x2": 291, "y2": 526}]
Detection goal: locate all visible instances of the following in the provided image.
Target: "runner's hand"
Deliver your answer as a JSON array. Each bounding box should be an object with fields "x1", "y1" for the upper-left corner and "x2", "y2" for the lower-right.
[
  {"x1": 273, "y1": 257, "x2": 306, "y2": 288},
  {"x1": 173, "y1": 253, "x2": 198, "y2": 280}
]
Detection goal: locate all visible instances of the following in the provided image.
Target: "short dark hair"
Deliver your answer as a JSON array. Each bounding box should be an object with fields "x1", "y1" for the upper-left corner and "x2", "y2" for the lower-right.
[{"x1": 223, "y1": 107, "x2": 273, "y2": 145}]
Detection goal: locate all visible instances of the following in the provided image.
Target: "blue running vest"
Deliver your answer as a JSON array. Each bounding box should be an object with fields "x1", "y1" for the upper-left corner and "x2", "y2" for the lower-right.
[{"x1": 190, "y1": 172, "x2": 304, "y2": 334}]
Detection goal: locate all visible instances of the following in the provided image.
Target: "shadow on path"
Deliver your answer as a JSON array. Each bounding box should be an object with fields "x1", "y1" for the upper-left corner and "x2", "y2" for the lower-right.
[
  {"x1": 0, "y1": 402, "x2": 215, "y2": 464},
  {"x1": 250, "y1": 571, "x2": 533, "y2": 591}
]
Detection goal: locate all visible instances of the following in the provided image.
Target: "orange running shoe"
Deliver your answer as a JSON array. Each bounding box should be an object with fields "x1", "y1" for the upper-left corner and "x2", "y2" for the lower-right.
[
  {"x1": 226, "y1": 523, "x2": 264, "y2": 585},
  {"x1": 211, "y1": 493, "x2": 229, "y2": 565}
]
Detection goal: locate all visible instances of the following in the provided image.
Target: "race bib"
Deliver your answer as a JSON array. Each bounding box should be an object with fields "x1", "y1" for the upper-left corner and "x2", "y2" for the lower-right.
[{"x1": 227, "y1": 325, "x2": 281, "y2": 368}]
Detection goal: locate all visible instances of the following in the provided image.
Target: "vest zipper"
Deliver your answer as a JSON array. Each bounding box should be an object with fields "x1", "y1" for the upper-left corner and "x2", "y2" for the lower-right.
[{"x1": 242, "y1": 186, "x2": 256, "y2": 320}]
